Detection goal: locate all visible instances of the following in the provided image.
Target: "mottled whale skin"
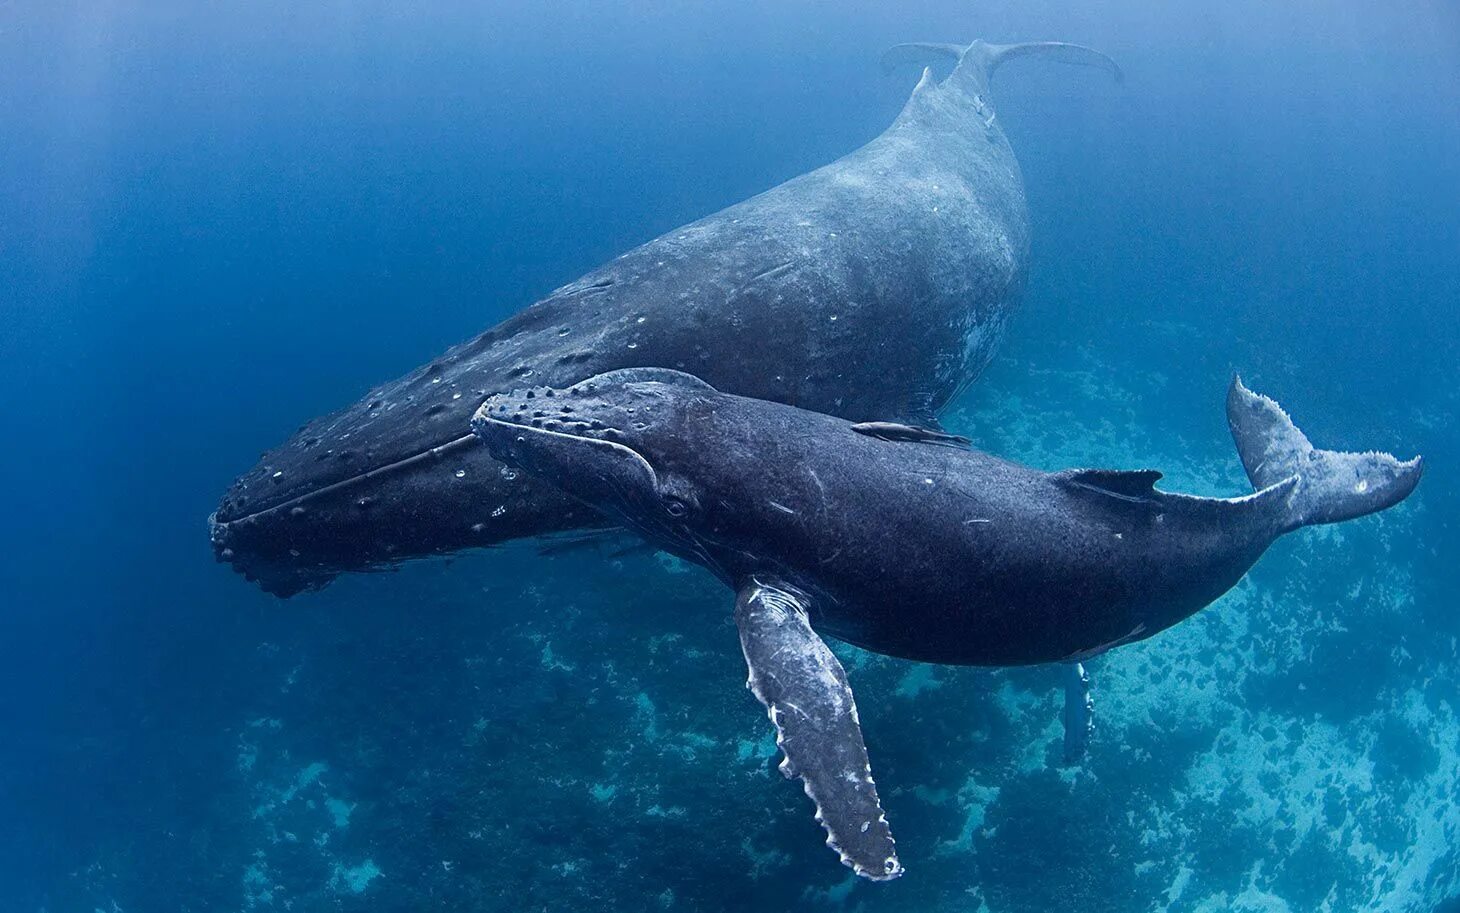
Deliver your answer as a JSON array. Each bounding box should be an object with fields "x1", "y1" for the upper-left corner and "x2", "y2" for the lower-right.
[
  {"x1": 210, "y1": 40, "x2": 1121, "y2": 596},
  {"x1": 470, "y1": 368, "x2": 1421, "y2": 878}
]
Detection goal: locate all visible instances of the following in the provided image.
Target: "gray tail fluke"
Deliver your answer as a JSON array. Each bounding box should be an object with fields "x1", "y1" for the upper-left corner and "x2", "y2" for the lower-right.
[
  {"x1": 1226, "y1": 376, "x2": 1423, "y2": 531},
  {"x1": 971, "y1": 41, "x2": 1124, "y2": 83},
  {"x1": 882, "y1": 40, "x2": 1123, "y2": 83}
]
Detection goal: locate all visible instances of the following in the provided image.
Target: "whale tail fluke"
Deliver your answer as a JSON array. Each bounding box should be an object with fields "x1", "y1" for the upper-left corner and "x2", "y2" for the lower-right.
[
  {"x1": 882, "y1": 40, "x2": 1123, "y2": 84},
  {"x1": 972, "y1": 42, "x2": 1124, "y2": 84},
  {"x1": 1226, "y1": 376, "x2": 1422, "y2": 532}
]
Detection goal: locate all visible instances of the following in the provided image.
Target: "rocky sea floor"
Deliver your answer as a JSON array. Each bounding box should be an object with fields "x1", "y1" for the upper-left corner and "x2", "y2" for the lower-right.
[{"x1": 60, "y1": 332, "x2": 1455, "y2": 913}]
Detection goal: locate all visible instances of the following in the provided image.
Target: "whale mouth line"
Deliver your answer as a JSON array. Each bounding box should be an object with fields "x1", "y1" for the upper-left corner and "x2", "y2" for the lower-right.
[{"x1": 214, "y1": 434, "x2": 481, "y2": 529}]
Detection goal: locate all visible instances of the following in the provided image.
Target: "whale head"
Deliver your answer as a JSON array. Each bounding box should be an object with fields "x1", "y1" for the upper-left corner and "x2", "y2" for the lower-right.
[
  {"x1": 470, "y1": 369, "x2": 726, "y2": 562},
  {"x1": 207, "y1": 342, "x2": 594, "y2": 597}
]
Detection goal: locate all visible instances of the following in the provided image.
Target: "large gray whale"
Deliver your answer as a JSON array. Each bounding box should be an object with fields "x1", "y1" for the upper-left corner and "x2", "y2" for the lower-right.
[
  {"x1": 211, "y1": 40, "x2": 1122, "y2": 596},
  {"x1": 469, "y1": 368, "x2": 1422, "y2": 879}
]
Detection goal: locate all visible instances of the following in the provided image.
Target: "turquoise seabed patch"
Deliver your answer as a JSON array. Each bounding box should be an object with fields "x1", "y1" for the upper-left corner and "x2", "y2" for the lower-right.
[{"x1": 330, "y1": 860, "x2": 382, "y2": 895}]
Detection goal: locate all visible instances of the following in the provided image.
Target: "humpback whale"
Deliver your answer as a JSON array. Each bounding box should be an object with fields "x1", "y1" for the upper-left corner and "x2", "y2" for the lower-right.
[
  {"x1": 469, "y1": 368, "x2": 1422, "y2": 879},
  {"x1": 210, "y1": 40, "x2": 1122, "y2": 595}
]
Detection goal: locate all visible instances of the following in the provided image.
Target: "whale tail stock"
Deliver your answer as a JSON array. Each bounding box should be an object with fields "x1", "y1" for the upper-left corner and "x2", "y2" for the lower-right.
[
  {"x1": 880, "y1": 40, "x2": 1123, "y2": 84},
  {"x1": 1226, "y1": 376, "x2": 1423, "y2": 533}
]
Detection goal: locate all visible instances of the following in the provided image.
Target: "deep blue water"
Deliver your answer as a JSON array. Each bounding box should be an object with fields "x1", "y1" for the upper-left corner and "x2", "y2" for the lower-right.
[{"x1": 2, "y1": 2, "x2": 1458, "y2": 910}]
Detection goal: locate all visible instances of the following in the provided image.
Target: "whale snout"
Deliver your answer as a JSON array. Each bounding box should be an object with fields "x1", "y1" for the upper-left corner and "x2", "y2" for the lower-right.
[
  {"x1": 209, "y1": 510, "x2": 339, "y2": 597},
  {"x1": 210, "y1": 426, "x2": 594, "y2": 597}
]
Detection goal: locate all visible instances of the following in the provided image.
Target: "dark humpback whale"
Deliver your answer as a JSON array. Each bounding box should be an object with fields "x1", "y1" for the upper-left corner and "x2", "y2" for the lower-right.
[
  {"x1": 468, "y1": 368, "x2": 1422, "y2": 879},
  {"x1": 210, "y1": 39, "x2": 1122, "y2": 595}
]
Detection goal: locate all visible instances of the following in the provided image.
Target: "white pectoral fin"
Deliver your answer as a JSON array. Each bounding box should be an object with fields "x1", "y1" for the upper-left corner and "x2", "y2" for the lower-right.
[{"x1": 734, "y1": 579, "x2": 902, "y2": 881}]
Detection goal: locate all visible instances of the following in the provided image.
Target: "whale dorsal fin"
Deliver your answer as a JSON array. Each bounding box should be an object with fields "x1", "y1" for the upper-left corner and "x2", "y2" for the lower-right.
[
  {"x1": 851, "y1": 421, "x2": 970, "y2": 448},
  {"x1": 735, "y1": 578, "x2": 902, "y2": 881},
  {"x1": 1055, "y1": 468, "x2": 1164, "y2": 503}
]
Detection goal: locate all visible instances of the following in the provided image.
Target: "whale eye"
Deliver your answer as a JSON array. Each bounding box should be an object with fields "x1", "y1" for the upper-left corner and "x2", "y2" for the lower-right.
[{"x1": 663, "y1": 496, "x2": 688, "y2": 518}]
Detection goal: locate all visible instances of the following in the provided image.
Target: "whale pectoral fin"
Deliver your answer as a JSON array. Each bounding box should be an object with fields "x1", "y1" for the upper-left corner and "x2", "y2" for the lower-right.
[
  {"x1": 851, "y1": 421, "x2": 971, "y2": 448},
  {"x1": 734, "y1": 579, "x2": 902, "y2": 881},
  {"x1": 1059, "y1": 662, "x2": 1094, "y2": 766}
]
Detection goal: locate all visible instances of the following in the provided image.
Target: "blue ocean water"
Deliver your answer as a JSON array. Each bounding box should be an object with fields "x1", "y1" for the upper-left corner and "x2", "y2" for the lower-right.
[{"x1": 2, "y1": 1, "x2": 1457, "y2": 910}]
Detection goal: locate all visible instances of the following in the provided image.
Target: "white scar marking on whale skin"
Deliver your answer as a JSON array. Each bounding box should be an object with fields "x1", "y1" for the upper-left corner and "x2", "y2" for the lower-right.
[
  {"x1": 807, "y1": 470, "x2": 826, "y2": 501},
  {"x1": 768, "y1": 500, "x2": 798, "y2": 515},
  {"x1": 964, "y1": 518, "x2": 991, "y2": 524}
]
